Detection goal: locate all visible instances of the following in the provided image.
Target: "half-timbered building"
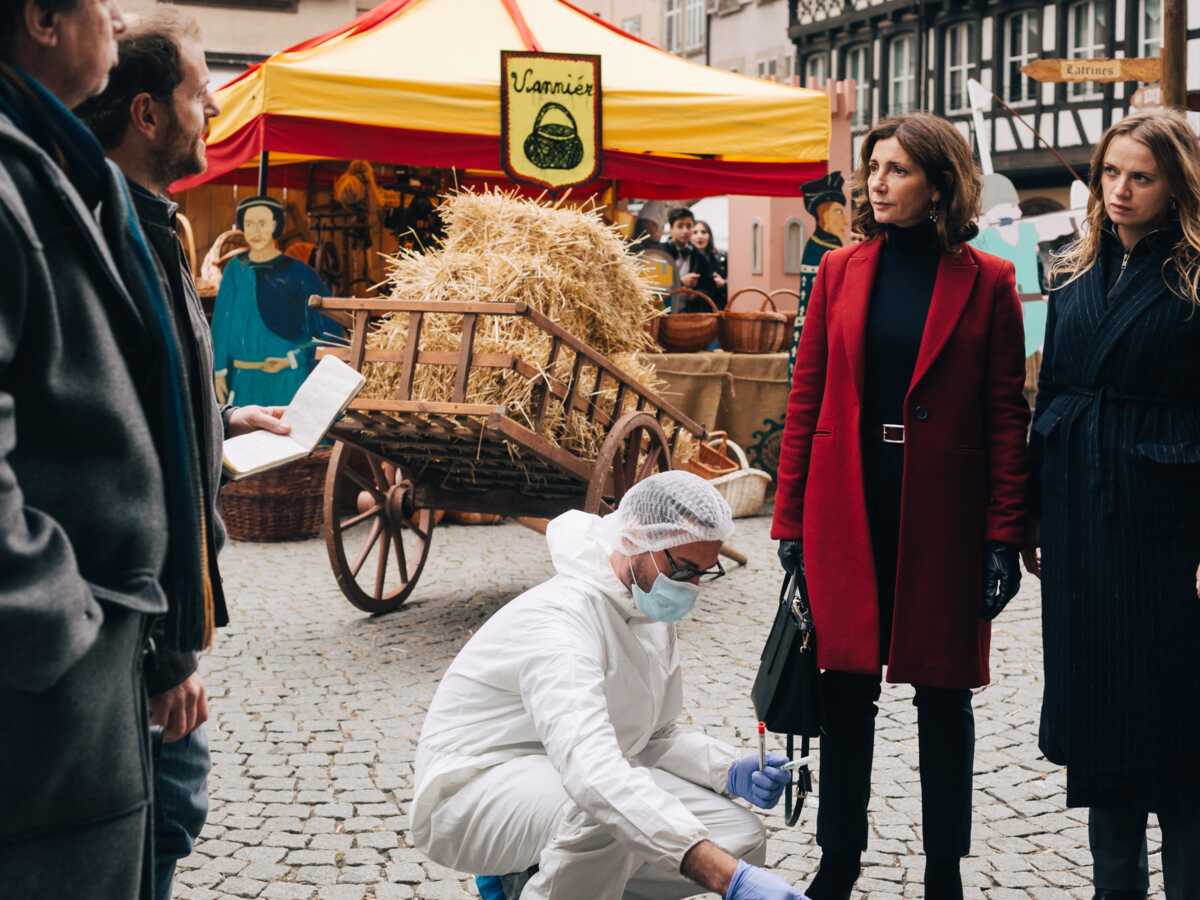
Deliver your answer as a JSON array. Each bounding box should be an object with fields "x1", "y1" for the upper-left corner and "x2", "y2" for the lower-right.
[{"x1": 788, "y1": 0, "x2": 1200, "y2": 207}]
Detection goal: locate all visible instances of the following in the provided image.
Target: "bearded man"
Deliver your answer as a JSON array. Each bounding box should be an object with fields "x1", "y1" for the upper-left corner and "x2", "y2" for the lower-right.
[{"x1": 77, "y1": 11, "x2": 289, "y2": 898}]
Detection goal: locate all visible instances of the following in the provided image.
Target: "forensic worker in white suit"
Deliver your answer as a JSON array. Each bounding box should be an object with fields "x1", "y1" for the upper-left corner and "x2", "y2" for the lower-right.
[{"x1": 410, "y1": 471, "x2": 806, "y2": 900}]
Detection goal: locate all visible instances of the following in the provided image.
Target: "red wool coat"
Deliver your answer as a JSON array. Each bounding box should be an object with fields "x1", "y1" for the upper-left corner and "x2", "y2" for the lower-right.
[{"x1": 770, "y1": 237, "x2": 1029, "y2": 689}]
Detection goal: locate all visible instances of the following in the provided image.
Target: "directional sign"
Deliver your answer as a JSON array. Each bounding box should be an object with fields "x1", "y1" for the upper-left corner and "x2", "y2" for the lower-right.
[
  {"x1": 1130, "y1": 84, "x2": 1200, "y2": 110},
  {"x1": 1022, "y1": 57, "x2": 1163, "y2": 84}
]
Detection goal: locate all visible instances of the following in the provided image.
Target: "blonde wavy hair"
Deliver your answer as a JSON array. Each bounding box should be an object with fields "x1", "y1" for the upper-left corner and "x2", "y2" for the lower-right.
[{"x1": 1049, "y1": 109, "x2": 1200, "y2": 305}]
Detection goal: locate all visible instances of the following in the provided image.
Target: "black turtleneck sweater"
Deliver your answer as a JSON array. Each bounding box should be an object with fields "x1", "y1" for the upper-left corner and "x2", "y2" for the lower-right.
[{"x1": 862, "y1": 221, "x2": 941, "y2": 433}]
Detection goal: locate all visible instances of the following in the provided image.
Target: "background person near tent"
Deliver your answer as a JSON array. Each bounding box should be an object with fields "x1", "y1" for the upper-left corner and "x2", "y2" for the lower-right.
[
  {"x1": 1024, "y1": 109, "x2": 1200, "y2": 900},
  {"x1": 660, "y1": 206, "x2": 720, "y2": 310},
  {"x1": 772, "y1": 114, "x2": 1029, "y2": 900},
  {"x1": 693, "y1": 219, "x2": 728, "y2": 309},
  {"x1": 210, "y1": 195, "x2": 334, "y2": 407},
  {"x1": 411, "y1": 472, "x2": 806, "y2": 900},
  {"x1": 788, "y1": 171, "x2": 848, "y2": 380}
]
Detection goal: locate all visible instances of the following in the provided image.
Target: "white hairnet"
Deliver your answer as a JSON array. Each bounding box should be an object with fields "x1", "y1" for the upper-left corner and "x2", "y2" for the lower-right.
[{"x1": 592, "y1": 470, "x2": 734, "y2": 555}]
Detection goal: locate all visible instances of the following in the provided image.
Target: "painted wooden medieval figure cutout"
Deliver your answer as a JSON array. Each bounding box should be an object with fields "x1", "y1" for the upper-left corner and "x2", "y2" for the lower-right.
[
  {"x1": 211, "y1": 195, "x2": 334, "y2": 407},
  {"x1": 788, "y1": 171, "x2": 848, "y2": 379}
]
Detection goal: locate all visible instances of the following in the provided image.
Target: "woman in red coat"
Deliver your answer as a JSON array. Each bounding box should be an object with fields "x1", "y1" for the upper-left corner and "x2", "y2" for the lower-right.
[{"x1": 770, "y1": 114, "x2": 1029, "y2": 900}]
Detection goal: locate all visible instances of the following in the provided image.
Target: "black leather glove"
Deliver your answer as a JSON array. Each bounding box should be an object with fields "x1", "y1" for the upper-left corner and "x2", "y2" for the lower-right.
[
  {"x1": 981, "y1": 541, "x2": 1021, "y2": 620},
  {"x1": 778, "y1": 540, "x2": 804, "y2": 575}
]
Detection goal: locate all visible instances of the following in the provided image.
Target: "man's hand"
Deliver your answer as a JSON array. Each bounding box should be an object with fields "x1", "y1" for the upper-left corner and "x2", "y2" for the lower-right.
[
  {"x1": 149, "y1": 673, "x2": 208, "y2": 743},
  {"x1": 724, "y1": 860, "x2": 808, "y2": 899},
  {"x1": 681, "y1": 272, "x2": 701, "y2": 288},
  {"x1": 227, "y1": 405, "x2": 291, "y2": 438},
  {"x1": 713, "y1": 273, "x2": 727, "y2": 288},
  {"x1": 727, "y1": 753, "x2": 790, "y2": 809}
]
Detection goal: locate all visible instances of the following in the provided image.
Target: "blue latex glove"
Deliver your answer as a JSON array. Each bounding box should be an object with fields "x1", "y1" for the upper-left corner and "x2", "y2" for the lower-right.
[
  {"x1": 727, "y1": 752, "x2": 790, "y2": 809},
  {"x1": 724, "y1": 860, "x2": 809, "y2": 900}
]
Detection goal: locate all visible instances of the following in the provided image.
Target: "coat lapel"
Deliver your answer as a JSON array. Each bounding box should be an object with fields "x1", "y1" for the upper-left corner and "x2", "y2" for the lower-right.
[
  {"x1": 1082, "y1": 242, "x2": 1172, "y2": 383},
  {"x1": 839, "y1": 238, "x2": 883, "y2": 403},
  {"x1": 908, "y1": 250, "x2": 979, "y2": 394}
]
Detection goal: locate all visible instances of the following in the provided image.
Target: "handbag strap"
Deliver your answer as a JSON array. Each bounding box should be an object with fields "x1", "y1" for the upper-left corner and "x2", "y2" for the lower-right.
[{"x1": 783, "y1": 733, "x2": 812, "y2": 827}]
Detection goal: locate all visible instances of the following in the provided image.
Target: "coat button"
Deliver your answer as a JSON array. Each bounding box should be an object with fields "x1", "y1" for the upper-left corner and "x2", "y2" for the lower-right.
[{"x1": 914, "y1": 405, "x2": 929, "y2": 421}]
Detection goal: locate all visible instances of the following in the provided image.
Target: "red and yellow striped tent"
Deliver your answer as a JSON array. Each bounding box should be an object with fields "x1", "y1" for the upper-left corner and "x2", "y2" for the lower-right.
[{"x1": 179, "y1": 0, "x2": 830, "y2": 198}]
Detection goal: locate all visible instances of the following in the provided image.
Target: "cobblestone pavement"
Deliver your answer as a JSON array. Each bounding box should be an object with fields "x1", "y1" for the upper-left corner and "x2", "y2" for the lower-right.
[{"x1": 175, "y1": 513, "x2": 1164, "y2": 900}]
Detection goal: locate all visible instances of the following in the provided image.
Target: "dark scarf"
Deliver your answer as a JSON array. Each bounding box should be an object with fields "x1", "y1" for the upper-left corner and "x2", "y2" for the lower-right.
[{"x1": 0, "y1": 64, "x2": 215, "y2": 650}]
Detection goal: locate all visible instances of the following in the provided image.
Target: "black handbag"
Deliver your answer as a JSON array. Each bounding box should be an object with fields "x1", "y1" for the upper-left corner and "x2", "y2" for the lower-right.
[{"x1": 751, "y1": 567, "x2": 822, "y2": 826}]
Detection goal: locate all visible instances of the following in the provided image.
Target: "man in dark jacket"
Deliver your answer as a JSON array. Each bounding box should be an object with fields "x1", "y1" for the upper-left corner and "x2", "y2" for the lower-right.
[
  {"x1": 0, "y1": 0, "x2": 255, "y2": 896},
  {"x1": 76, "y1": 10, "x2": 291, "y2": 898},
  {"x1": 0, "y1": 1, "x2": 169, "y2": 898},
  {"x1": 659, "y1": 206, "x2": 719, "y2": 311}
]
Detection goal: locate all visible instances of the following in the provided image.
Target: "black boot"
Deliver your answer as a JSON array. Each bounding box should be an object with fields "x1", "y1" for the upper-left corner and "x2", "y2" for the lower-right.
[
  {"x1": 805, "y1": 850, "x2": 860, "y2": 900},
  {"x1": 1092, "y1": 892, "x2": 1148, "y2": 899},
  {"x1": 924, "y1": 857, "x2": 963, "y2": 900}
]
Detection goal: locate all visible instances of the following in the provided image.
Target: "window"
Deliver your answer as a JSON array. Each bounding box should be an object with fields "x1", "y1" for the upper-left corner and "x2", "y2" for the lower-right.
[
  {"x1": 844, "y1": 44, "x2": 871, "y2": 128},
  {"x1": 751, "y1": 220, "x2": 764, "y2": 275},
  {"x1": 888, "y1": 34, "x2": 916, "y2": 115},
  {"x1": 620, "y1": 15, "x2": 642, "y2": 37},
  {"x1": 944, "y1": 22, "x2": 974, "y2": 113},
  {"x1": 1068, "y1": 0, "x2": 1107, "y2": 100},
  {"x1": 1141, "y1": 0, "x2": 1163, "y2": 57},
  {"x1": 757, "y1": 58, "x2": 779, "y2": 81},
  {"x1": 784, "y1": 218, "x2": 805, "y2": 275},
  {"x1": 685, "y1": 0, "x2": 705, "y2": 51},
  {"x1": 665, "y1": 0, "x2": 681, "y2": 53},
  {"x1": 1003, "y1": 9, "x2": 1040, "y2": 106},
  {"x1": 804, "y1": 53, "x2": 828, "y2": 87}
]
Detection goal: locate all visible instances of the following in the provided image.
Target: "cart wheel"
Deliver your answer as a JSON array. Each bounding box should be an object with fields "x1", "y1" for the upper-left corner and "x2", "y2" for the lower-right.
[
  {"x1": 584, "y1": 411, "x2": 672, "y2": 515},
  {"x1": 323, "y1": 442, "x2": 435, "y2": 614}
]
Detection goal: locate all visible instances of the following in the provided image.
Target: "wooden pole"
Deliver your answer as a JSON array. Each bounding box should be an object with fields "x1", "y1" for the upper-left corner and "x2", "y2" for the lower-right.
[
  {"x1": 1163, "y1": 0, "x2": 1188, "y2": 110},
  {"x1": 256, "y1": 150, "x2": 270, "y2": 195}
]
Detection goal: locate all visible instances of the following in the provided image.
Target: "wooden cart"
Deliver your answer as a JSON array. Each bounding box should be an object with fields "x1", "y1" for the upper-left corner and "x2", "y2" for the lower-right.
[{"x1": 309, "y1": 296, "x2": 712, "y2": 613}]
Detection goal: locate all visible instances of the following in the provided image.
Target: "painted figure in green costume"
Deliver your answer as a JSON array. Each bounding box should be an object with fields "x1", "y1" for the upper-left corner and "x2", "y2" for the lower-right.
[
  {"x1": 788, "y1": 171, "x2": 848, "y2": 381},
  {"x1": 211, "y1": 195, "x2": 336, "y2": 407}
]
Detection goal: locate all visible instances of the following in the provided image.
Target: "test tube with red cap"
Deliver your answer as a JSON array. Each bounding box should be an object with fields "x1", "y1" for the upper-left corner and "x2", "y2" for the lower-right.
[{"x1": 757, "y1": 721, "x2": 766, "y2": 771}]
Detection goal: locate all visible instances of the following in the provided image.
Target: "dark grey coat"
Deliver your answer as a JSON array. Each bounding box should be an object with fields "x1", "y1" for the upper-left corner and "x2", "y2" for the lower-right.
[
  {"x1": 1032, "y1": 225, "x2": 1200, "y2": 810},
  {"x1": 0, "y1": 112, "x2": 167, "y2": 894}
]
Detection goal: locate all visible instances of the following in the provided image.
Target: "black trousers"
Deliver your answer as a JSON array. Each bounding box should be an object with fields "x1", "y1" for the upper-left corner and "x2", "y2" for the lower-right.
[
  {"x1": 815, "y1": 671, "x2": 975, "y2": 860},
  {"x1": 1089, "y1": 805, "x2": 1200, "y2": 899}
]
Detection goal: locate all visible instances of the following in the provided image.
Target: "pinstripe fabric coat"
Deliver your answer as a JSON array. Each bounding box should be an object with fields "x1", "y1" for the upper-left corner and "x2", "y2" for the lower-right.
[{"x1": 1031, "y1": 224, "x2": 1200, "y2": 810}]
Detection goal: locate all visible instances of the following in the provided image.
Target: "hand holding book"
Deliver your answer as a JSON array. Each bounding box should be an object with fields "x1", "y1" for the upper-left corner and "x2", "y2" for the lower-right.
[{"x1": 222, "y1": 355, "x2": 366, "y2": 480}]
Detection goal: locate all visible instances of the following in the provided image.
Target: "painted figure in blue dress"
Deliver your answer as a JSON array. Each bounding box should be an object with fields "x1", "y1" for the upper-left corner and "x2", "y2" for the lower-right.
[{"x1": 211, "y1": 195, "x2": 335, "y2": 407}]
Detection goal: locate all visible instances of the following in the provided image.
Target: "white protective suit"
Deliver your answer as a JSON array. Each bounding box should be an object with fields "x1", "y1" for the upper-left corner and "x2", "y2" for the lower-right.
[{"x1": 410, "y1": 510, "x2": 765, "y2": 899}]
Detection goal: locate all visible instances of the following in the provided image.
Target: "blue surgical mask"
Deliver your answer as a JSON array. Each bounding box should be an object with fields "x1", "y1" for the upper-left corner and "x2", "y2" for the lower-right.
[{"x1": 630, "y1": 555, "x2": 700, "y2": 623}]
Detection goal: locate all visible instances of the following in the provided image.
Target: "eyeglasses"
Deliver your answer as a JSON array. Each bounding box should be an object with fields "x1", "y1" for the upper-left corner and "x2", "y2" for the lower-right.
[{"x1": 663, "y1": 549, "x2": 726, "y2": 584}]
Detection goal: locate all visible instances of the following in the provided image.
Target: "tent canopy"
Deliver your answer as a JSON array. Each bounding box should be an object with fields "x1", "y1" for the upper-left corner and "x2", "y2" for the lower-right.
[{"x1": 181, "y1": 0, "x2": 829, "y2": 198}]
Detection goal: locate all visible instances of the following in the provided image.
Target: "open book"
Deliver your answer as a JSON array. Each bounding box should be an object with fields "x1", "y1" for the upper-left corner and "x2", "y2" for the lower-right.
[{"x1": 222, "y1": 354, "x2": 366, "y2": 480}]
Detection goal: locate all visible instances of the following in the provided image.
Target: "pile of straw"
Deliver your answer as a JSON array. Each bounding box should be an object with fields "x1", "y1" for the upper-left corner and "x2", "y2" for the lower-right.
[{"x1": 361, "y1": 189, "x2": 677, "y2": 462}]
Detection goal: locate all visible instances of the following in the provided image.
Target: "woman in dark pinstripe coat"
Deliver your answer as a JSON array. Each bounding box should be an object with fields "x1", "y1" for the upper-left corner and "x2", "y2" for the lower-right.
[{"x1": 1025, "y1": 110, "x2": 1200, "y2": 900}]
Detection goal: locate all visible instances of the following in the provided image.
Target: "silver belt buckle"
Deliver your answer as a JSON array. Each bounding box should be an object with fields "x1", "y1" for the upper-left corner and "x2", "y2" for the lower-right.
[{"x1": 881, "y1": 424, "x2": 905, "y2": 444}]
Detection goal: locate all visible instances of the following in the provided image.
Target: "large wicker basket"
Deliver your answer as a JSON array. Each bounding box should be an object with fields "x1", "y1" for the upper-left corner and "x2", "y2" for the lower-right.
[
  {"x1": 220, "y1": 448, "x2": 331, "y2": 542},
  {"x1": 719, "y1": 289, "x2": 790, "y2": 354},
  {"x1": 657, "y1": 288, "x2": 720, "y2": 353}
]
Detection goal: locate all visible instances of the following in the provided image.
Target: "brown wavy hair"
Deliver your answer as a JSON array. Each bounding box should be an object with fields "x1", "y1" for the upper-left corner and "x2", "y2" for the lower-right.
[
  {"x1": 849, "y1": 114, "x2": 982, "y2": 253},
  {"x1": 1048, "y1": 109, "x2": 1200, "y2": 306}
]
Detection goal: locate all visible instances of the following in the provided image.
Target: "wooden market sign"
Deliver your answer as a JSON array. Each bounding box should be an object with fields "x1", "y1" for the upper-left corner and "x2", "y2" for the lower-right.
[
  {"x1": 501, "y1": 51, "x2": 602, "y2": 190},
  {"x1": 1022, "y1": 56, "x2": 1163, "y2": 84}
]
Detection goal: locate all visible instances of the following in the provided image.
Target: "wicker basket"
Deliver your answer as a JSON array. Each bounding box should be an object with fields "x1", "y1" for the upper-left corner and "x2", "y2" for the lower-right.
[
  {"x1": 719, "y1": 289, "x2": 790, "y2": 354},
  {"x1": 684, "y1": 431, "x2": 740, "y2": 479},
  {"x1": 657, "y1": 289, "x2": 720, "y2": 353},
  {"x1": 704, "y1": 436, "x2": 772, "y2": 518},
  {"x1": 221, "y1": 448, "x2": 331, "y2": 542}
]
